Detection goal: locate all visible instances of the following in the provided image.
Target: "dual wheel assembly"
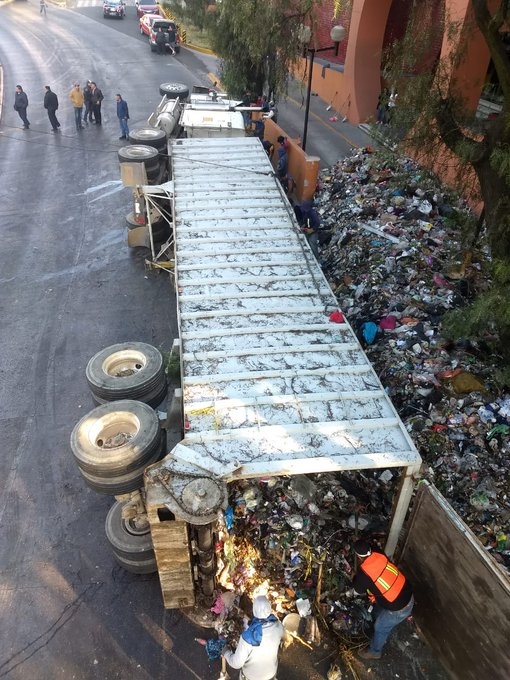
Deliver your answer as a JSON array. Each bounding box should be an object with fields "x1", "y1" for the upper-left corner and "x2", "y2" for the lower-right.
[
  {"x1": 71, "y1": 342, "x2": 169, "y2": 574},
  {"x1": 119, "y1": 83, "x2": 190, "y2": 250}
]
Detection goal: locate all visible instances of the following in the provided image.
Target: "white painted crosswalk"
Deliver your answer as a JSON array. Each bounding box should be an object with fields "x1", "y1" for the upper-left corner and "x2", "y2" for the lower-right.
[
  {"x1": 74, "y1": 0, "x2": 137, "y2": 7},
  {"x1": 75, "y1": 0, "x2": 104, "y2": 7}
]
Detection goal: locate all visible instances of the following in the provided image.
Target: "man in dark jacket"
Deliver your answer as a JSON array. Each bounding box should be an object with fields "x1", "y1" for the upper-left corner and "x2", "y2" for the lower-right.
[
  {"x1": 276, "y1": 139, "x2": 288, "y2": 180},
  {"x1": 44, "y1": 85, "x2": 60, "y2": 132},
  {"x1": 166, "y1": 25, "x2": 176, "y2": 54},
  {"x1": 155, "y1": 27, "x2": 166, "y2": 54},
  {"x1": 14, "y1": 85, "x2": 30, "y2": 129},
  {"x1": 115, "y1": 94, "x2": 129, "y2": 140},
  {"x1": 351, "y1": 540, "x2": 414, "y2": 660},
  {"x1": 90, "y1": 82, "x2": 104, "y2": 125},
  {"x1": 294, "y1": 199, "x2": 321, "y2": 260},
  {"x1": 83, "y1": 80, "x2": 93, "y2": 124}
]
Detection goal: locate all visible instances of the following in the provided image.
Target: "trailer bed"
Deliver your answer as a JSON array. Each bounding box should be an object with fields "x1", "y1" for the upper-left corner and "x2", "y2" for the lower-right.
[{"x1": 170, "y1": 137, "x2": 421, "y2": 480}]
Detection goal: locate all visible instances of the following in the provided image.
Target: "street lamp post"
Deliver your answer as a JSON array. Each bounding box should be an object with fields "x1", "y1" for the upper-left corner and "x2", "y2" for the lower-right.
[{"x1": 301, "y1": 25, "x2": 346, "y2": 152}]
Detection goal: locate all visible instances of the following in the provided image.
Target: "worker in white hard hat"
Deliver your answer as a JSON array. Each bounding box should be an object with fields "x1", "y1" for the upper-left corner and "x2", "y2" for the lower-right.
[{"x1": 223, "y1": 595, "x2": 284, "y2": 680}]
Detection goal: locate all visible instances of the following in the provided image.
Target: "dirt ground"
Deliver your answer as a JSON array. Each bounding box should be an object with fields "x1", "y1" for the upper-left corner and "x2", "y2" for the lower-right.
[{"x1": 281, "y1": 614, "x2": 448, "y2": 680}]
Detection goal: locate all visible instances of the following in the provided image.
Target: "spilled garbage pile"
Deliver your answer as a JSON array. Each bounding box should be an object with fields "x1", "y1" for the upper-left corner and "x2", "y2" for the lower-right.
[
  {"x1": 209, "y1": 474, "x2": 385, "y2": 650},
  {"x1": 200, "y1": 149, "x2": 508, "y2": 665},
  {"x1": 313, "y1": 148, "x2": 510, "y2": 570}
]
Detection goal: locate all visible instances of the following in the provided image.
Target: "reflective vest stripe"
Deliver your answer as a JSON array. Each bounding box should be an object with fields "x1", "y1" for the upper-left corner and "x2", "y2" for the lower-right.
[
  {"x1": 361, "y1": 553, "x2": 406, "y2": 603},
  {"x1": 376, "y1": 575, "x2": 392, "y2": 590}
]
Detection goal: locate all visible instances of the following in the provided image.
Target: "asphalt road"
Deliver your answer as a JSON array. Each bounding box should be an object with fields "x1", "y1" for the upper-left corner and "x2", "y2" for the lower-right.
[
  {"x1": 0, "y1": 3, "x2": 334, "y2": 680},
  {"x1": 0, "y1": 3, "x2": 205, "y2": 679}
]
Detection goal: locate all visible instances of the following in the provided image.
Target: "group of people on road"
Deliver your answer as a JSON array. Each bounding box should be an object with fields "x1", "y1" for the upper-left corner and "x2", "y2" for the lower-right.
[
  {"x1": 14, "y1": 82, "x2": 129, "y2": 139},
  {"x1": 68, "y1": 80, "x2": 107, "y2": 129},
  {"x1": 155, "y1": 26, "x2": 177, "y2": 55},
  {"x1": 221, "y1": 542, "x2": 414, "y2": 679}
]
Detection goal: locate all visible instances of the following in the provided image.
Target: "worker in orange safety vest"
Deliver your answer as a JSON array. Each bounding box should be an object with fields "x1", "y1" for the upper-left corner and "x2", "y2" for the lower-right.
[{"x1": 351, "y1": 539, "x2": 414, "y2": 661}]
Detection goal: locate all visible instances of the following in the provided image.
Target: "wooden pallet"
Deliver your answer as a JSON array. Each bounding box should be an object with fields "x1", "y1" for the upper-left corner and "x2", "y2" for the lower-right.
[{"x1": 146, "y1": 495, "x2": 195, "y2": 609}]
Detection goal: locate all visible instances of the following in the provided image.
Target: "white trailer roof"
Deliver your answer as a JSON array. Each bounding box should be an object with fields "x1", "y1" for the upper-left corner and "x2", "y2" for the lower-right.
[{"x1": 170, "y1": 137, "x2": 421, "y2": 481}]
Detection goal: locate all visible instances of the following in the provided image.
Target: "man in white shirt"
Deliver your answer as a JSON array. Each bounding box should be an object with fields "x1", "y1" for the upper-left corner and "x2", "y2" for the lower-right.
[{"x1": 223, "y1": 596, "x2": 284, "y2": 680}]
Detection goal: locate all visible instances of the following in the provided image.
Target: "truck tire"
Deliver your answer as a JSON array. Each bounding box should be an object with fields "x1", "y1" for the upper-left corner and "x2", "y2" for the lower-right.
[
  {"x1": 86, "y1": 343, "x2": 168, "y2": 407},
  {"x1": 128, "y1": 128, "x2": 167, "y2": 151},
  {"x1": 125, "y1": 212, "x2": 164, "y2": 230},
  {"x1": 124, "y1": 215, "x2": 170, "y2": 248},
  {"x1": 118, "y1": 145, "x2": 159, "y2": 166},
  {"x1": 146, "y1": 165, "x2": 161, "y2": 181},
  {"x1": 77, "y1": 433, "x2": 164, "y2": 495},
  {"x1": 113, "y1": 553, "x2": 157, "y2": 574},
  {"x1": 125, "y1": 212, "x2": 149, "y2": 229},
  {"x1": 70, "y1": 400, "x2": 162, "y2": 478},
  {"x1": 159, "y1": 82, "x2": 189, "y2": 99},
  {"x1": 105, "y1": 501, "x2": 158, "y2": 574}
]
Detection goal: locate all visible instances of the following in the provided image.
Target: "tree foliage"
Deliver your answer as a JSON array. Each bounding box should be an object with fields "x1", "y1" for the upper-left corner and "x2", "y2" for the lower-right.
[
  {"x1": 162, "y1": 0, "x2": 212, "y2": 32},
  {"x1": 206, "y1": 0, "x2": 321, "y2": 99},
  {"x1": 384, "y1": 1, "x2": 510, "y2": 257},
  {"x1": 382, "y1": 0, "x2": 510, "y2": 367}
]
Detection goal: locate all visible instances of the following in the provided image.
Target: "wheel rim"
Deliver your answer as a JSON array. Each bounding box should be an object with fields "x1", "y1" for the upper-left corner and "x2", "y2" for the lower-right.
[
  {"x1": 161, "y1": 83, "x2": 187, "y2": 93},
  {"x1": 134, "y1": 129, "x2": 164, "y2": 140},
  {"x1": 90, "y1": 412, "x2": 140, "y2": 449},
  {"x1": 102, "y1": 349, "x2": 147, "y2": 378},
  {"x1": 123, "y1": 516, "x2": 150, "y2": 536},
  {"x1": 124, "y1": 146, "x2": 158, "y2": 160}
]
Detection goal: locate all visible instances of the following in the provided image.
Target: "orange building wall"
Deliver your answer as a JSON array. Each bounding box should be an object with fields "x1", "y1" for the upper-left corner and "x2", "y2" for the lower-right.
[{"x1": 309, "y1": 0, "x2": 488, "y2": 124}]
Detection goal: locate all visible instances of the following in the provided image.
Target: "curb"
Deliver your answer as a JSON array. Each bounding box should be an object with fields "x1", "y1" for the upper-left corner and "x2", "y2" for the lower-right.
[
  {"x1": 207, "y1": 72, "x2": 221, "y2": 88},
  {"x1": 184, "y1": 43, "x2": 215, "y2": 56}
]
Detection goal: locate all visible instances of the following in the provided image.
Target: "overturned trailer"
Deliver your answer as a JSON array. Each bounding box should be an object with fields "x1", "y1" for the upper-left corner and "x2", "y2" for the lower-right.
[{"x1": 142, "y1": 136, "x2": 422, "y2": 609}]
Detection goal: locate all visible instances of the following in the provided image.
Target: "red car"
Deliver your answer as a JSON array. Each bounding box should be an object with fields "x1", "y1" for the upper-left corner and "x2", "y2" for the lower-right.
[
  {"x1": 139, "y1": 13, "x2": 162, "y2": 36},
  {"x1": 147, "y1": 17, "x2": 181, "y2": 53},
  {"x1": 135, "y1": 1, "x2": 159, "y2": 18}
]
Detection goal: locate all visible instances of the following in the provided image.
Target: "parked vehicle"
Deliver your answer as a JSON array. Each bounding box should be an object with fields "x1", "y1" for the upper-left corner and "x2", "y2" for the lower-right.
[
  {"x1": 148, "y1": 19, "x2": 181, "y2": 53},
  {"x1": 135, "y1": 1, "x2": 159, "y2": 18},
  {"x1": 103, "y1": 0, "x2": 125, "y2": 19},
  {"x1": 139, "y1": 13, "x2": 162, "y2": 36}
]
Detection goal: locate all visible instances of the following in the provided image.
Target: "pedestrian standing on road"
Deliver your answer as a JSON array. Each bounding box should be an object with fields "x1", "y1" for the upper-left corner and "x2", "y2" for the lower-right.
[
  {"x1": 40, "y1": 0, "x2": 47, "y2": 15},
  {"x1": 115, "y1": 94, "x2": 130, "y2": 140},
  {"x1": 14, "y1": 85, "x2": 30, "y2": 129},
  {"x1": 351, "y1": 540, "x2": 414, "y2": 660},
  {"x1": 83, "y1": 80, "x2": 93, "y2": 124},
  {"x1": 69, "y1": 82, "x2": 84, "y2": 131},
  {"x1": 90, "y1": 82, "x2": 104, "y2": 125},
  {"x1": 223, "y1": 595, "x2": 284, "y2": 680},
  {"x1": 155, "y1": 27, "x2": 166, "y2": 54},
  {"x1": 44, "y1": 85, "x2": 60, "y2": 132},
  {"x1": 166, "y1": 24, "x2": 177, "y2": 55}
]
